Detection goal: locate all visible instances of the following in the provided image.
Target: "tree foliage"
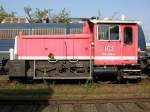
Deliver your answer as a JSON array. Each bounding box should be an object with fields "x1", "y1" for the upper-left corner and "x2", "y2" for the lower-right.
[
  {"x1": 24, "y1": 6, "x2": 70, "y2": 23},
  {"x1": 34, "y1": 8, "x2": 48, "y2": 22},
  {"x1": 50, "y1": 8, "x2": 70, "y2": 23},
  {"x1": 0, "y1": 5, "x2": 15, "y2": 22},
  {"x1": 24, "y1": 6, "x2": 33, "y2": 22},
  {"x1": 0, "y1": 5, "x2": 70, "y2": 23},
  {"x1": 24, "y1": 6, "x2": 48, "y2": 23}
]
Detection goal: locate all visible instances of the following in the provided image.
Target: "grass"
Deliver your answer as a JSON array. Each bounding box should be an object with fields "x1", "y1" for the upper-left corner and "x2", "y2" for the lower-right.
[
  {"x1": 51, "y1": 83, "x2": 150, "y2": 99},
  {"x1": 0, "y1": 75, "x2": 9, "y2": 80},
  {"x1": 0, "y1": 76, "x2": 149, "y2": 99}
]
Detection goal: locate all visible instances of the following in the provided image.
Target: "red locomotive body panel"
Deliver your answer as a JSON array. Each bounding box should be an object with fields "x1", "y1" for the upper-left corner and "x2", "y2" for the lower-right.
[
  {"x1": 14, "y1": 20, "x2": 139, "y2": 66},
  {"x1": 16, "y1": 34, "x2": 92, "y2": 60}
]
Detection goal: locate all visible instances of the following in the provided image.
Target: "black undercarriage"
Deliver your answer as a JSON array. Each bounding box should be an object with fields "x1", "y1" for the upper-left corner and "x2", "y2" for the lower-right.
[{"x1": 7, "y1": 59, "x2": 148, "y2": 81}]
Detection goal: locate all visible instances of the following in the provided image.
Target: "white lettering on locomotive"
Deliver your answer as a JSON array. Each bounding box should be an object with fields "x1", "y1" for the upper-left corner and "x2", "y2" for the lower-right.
[{"x1": 104, "y1": 46, "x2": 114, "y2": 52}]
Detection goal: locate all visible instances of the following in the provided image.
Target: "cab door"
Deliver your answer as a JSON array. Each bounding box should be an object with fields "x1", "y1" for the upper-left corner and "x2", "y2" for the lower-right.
[{"x1": 121, "y1": 24, "x2": 138, "y2": 64}]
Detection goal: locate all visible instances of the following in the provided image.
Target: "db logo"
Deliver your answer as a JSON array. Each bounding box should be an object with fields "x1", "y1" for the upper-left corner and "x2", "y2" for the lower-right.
[{"x1": 104, "y1": 46, "x2": 114, "y2": 52}]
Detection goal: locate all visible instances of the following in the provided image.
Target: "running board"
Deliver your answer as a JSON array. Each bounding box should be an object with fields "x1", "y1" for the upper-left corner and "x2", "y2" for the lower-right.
[
  {"x1": 122, "y1": 69, "x2": 141, "y2": 72},
  {"x1": 123, "y1": 75, "x2": 148, "y2": 79},
  {"x1": 33, "y1": 77, "x2": 92, "y2": 80}
]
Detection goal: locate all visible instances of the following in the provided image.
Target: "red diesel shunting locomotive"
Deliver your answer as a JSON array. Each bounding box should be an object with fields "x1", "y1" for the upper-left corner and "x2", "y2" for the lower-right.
[{"x1": 9, "y1": 19, "x2": 146, "y2": 80}]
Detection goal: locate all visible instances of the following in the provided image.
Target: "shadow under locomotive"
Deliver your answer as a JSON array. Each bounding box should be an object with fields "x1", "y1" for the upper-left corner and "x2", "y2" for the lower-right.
[{"x1": 0, "y1": 86, "x2": 53, "y2": 112}]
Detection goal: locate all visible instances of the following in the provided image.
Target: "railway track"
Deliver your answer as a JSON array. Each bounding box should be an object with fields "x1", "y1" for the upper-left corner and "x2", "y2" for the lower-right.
[{"x1": 0, "y1": 98, "x2": 150, "y2": 112}]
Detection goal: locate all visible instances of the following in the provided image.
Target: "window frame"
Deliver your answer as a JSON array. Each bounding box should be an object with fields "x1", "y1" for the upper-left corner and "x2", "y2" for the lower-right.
[
  {"x1": 124, "y1": 26, "x2": 133, "y2": 44},
  {"x1": 97, "y1": 24, "x2": 120, "y2": 41}
]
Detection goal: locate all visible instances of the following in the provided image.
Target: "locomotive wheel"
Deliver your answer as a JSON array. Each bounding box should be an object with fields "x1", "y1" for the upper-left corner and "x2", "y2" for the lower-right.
[{"x1": 9, "y1": 77, "x2": 14, "y2": 82}]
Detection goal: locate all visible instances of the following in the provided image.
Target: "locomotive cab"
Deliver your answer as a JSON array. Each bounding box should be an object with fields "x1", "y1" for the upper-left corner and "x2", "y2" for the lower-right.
[
  {"x1": 91, "y1": 19, "x2": 138, "y2": 65},
  {"x1": 90, "y1": 19, "x2": 143, "y2": 80}
]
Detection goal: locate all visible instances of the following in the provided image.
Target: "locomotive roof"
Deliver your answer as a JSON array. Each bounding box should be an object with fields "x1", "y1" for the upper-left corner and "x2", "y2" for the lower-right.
[{"x1": 90, "y1": 19, "x2": 140, "y2": 24}]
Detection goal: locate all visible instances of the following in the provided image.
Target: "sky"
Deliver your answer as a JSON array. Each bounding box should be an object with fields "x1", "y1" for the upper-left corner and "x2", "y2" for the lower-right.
[{"x1": 0, "y1": 0, "x2": 150, "y2": 42}]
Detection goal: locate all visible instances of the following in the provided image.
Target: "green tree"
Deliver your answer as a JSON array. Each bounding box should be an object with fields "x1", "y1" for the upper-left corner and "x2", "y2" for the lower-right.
[
  {"x1": 51, "y1": 8, "x2": 70, "y2": 23},
  {"x1": 34, "y1": 8, "x2": 49, "y2": 23},
  {"x1": 0, "y1": 5, "x2": 15, "y2": 22},
  {"x1": 24, "y1": 6, "x2": 70, "y2": 23},
  {"x1": 24, "y1": 6, "x2": 33, "y2": 22},
  {"x1": 24, "y1": 6, "x2": 48, "y2": 23}
]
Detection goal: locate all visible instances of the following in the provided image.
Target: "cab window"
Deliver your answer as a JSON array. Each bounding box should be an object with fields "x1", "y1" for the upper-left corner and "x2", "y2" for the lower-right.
[
  {"x1": 98, "y1": 24, "x2": 119, "y2": 40},
  {"x1": 124, "y1": 27, "x2": 132, "y2": 44}
]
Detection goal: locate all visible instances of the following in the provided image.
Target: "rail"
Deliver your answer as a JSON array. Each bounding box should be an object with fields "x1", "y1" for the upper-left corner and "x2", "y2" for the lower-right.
[{"x1": 0, "y1": 98, "x2": 150, "y2": 112}]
